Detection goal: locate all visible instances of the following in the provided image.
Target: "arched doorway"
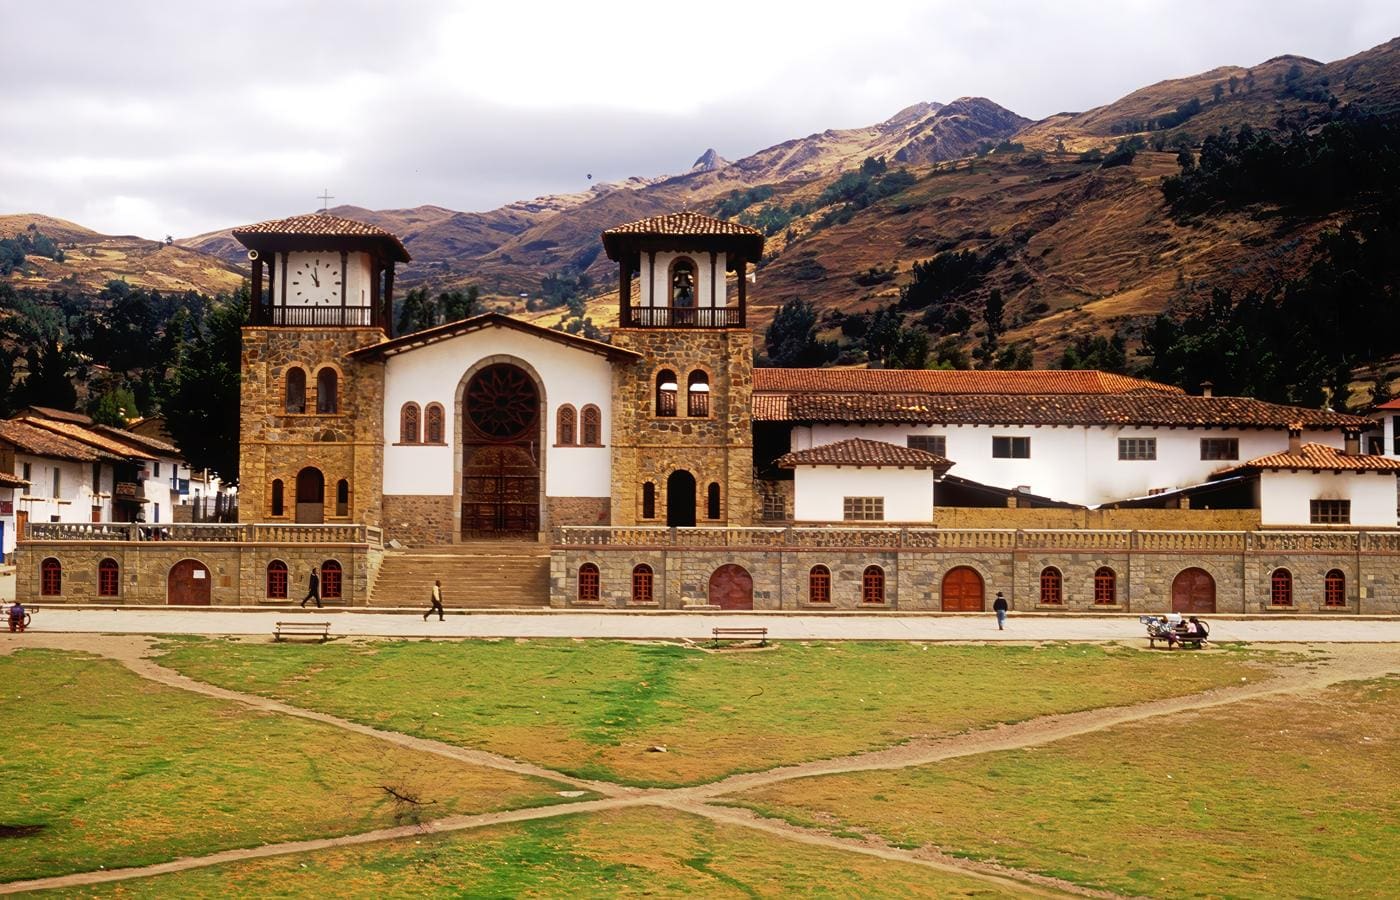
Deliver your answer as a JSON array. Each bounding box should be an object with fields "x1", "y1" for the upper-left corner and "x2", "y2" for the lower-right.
[
  {"x1": 295, "y1": 467, "x2": 324, "y2": 524},
  {"x1": 709, "y1": 564, "x2": 753, "y2": 610},
  {"x1": 1172, "y1": 567, "x2": 1216, "y2": 614},
  {"x1": 942, "y1": 566, "x2": 985, "y2": 611},
  {"x1": 462, "y1": 363, "x2": 541, "y2": 537},
  {"x1": 168, "y1": 559, "x2": 211, "y2": 605},
  {"x1": 667, "y1": 470, "x2": 696, "y2": 528}
]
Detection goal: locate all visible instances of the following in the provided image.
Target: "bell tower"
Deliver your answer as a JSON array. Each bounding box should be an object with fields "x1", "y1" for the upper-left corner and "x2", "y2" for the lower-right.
[
  {"x1": 233, "y1": 213, "x2": 410, "y2": 527},
  {"x1": 602, "y1": 212, "x2": 764, "y2": 527}
]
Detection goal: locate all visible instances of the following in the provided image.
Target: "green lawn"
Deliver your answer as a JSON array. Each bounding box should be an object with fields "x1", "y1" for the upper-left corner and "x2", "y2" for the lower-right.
[
  {"x1": 68, "y1": 806, "x2": 1024, "y2": 898},
  {"x1": 0, "y1": 650, "x2": 586, "y2": 883},
  {"x1": 155, "y1": 639, "x2": 1270, "y2": 787},
  {"x1": 725, "y1": 677, "x2": 1400, "y2": 899}
]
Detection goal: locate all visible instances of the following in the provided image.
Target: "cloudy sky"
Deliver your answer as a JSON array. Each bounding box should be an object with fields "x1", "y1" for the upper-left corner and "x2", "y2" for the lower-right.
[{"x1": 2, "y1": 0, "x2": 1398, "y2": 239}]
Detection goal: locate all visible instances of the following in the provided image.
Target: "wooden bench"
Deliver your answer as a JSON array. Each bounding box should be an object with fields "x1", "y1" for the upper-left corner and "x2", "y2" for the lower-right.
[
  {"x1": 275, "y1": 621, "x2": 331, "y2": 643},
  {"x1": 1148, "y1": 628, "x2": 1209, "y2": 650},
  {"x1": 712, "y1": 626, "x2": 768, "y2": 647}
]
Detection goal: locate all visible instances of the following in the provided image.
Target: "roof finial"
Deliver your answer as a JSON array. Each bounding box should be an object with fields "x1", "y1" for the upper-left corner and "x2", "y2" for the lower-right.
[{"x1": 317, "y1": 189, "x2": 335, "y2": 213}]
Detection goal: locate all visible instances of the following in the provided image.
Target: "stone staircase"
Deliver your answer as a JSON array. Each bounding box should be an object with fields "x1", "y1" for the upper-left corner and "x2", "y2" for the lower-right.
[{"x1": 368, "y1": 542, "x2": 551, "y2": 608}]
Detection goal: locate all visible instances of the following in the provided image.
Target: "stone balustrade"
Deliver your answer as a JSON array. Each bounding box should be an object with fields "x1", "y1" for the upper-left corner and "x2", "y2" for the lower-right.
[{"x1": 25, "y1": 522, "x2": 383, "y2": 547}]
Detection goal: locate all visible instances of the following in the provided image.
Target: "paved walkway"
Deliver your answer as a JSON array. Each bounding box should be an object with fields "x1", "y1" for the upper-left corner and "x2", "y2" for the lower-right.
[{"x1": 18, "y1": 607, "x2": 1400, "y2": 641}]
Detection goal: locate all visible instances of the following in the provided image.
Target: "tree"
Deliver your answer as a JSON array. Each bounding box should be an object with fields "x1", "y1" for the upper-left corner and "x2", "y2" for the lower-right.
[
  {"x1": 764, "y1": 298, "x2": 821, "y2": 366},
  {"x1": 160, "y1": 285, "x2": 248, "y2": 484},
  {"x1": 15, "y1": 336, "x2": 77, "y2": 411},
  {"x1": 1212, "y1": 83, "x2": 1225, "y2": 104},
  {"x1": 90, "y1": 386, "x2": 139, "y2": 426},
  {"x1": 1228, "y1": 74, "x2": 1239, "y2": 95}
]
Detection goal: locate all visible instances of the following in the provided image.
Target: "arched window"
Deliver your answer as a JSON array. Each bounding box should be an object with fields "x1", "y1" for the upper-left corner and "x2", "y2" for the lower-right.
[
  {"x1": 707, "y1": 482, "x2": 721, "y2": 520},
  {"x1": 578, "y1": 563, "x2": 600, "y2": 602},
  {"x1": 581, "y1": 405, "x2": 601, "y2": 446},
  {"x1": 632, "y1": 564, "x2": 653, "y2": 603},
  {"x1": 98, "y1": 558, "x2": 120, "y2": 597},
  {"x1": 40, "y1": 557, "x2": 62, "y2": 596},
  {"x1": 1270, "y1": 568, "x2": 1293, "y2": 607},
  {"x1": 669, "y1": 257, "x2": 697, "y2": 308},
  {"x1": 285, "y1": 367, "x2": 307, "y2": 414},
  {"x1": 320, "y1": 560, "x2": 343, "y2": 601},
  {"x1": 556, "y1": 405, "x2": 577, "y2": 445},
  {"x1": 641, "y1": 482, "x2": 656, "y2": 519},
  {"x1": 809, "y1": 565, "x2": 831, "y2": 603},
  {"x1": 1324, "y1": 569, "x2": 1346, "y2": 607},
  {"x1": 266, "y1": 560, "x2": 288, "y2": 599},
  {"x1": 1039, "y1": 567, "x2": 1063, "y2": 605},
  {"x1": 336, "y1": 479, "x2": 350, "y2": 517},
  {"x1": 1094, "y1": 567, "x2": 1116, "y2": 605},
  {"x1": 425, "y1": 403, "x2": 444, "y2": 443},
  {"x1": 687, "y1": 371, "x2": 710, "y2": 417},
  {"x1": 400, "y1": 403, "x2": 421, "y2": 443},
  {"x1": 862, "y1": 566, "x2": 885, "y2": 604},
  {"x1": 316, "y1": 368, "x2": 339, "y2": 414},
  {"x1": 656, "y1": 370, "x2": 678, "y2": 417},
  {"x1": 270, "y1": 479, "x2": 285, "y2": 517}
]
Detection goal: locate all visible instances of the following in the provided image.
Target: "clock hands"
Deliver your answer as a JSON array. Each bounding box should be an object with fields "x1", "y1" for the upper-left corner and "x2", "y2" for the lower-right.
[{"x1": 310, "y1": 269, "x2": 320, "y2": 288}]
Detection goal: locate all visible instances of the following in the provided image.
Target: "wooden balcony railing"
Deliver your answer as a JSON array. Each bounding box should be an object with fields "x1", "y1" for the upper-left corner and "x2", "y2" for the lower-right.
[
  {"x1": 622, "y1": 306, "x2": 742, "y2": 328},
  {"x1": 265, "y1": 305, "x2": 375, "y2": 327}
]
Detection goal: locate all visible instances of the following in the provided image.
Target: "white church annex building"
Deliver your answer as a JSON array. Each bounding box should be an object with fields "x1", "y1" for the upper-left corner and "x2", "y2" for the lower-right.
[{"x1": 16, "y1": 211, "x2": 1400, "y2": 614}]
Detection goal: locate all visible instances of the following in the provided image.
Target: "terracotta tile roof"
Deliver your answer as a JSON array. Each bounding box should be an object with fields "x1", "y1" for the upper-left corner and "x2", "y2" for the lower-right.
[
  {"x1": 0, "y1": 420, "x2": 103, "y2": 462},
  {"x1": 0, "y1": 471, "x2": 27, "y2": 489},
  {"x1": 94, "y1": 425, "x2": 180, "y2": 458},
  {"x1": 1227, "y1": 443, "x2": 1400, "y2": 472},
  {"x1": 232, "y1": 213, "x2": 410, "y2": 262},
  {"x1": 18, "y1": 416, "x2": 154, "y2": 460},
  {"x1": 777, "y1": 438, "x2": 952, "y2": 470},
  {"x1": 602, "y1": 211, "x2": 765, "y2": 262},
  {"x1": 347, "y1": 312, "x2": 642, "y2": 363},
  {"x1": 603, "y1": 212, "x2": 763, "y2": 238},
  {"x1": 753, "y1": 368, "x2": 1181, "y2": 395},
  {"x1": 752, "y1": 392, "x2": 1373, "y2": 430},
  {"x1": 1373, "y1": 399, "x2": 1400, "y2": 410},
  {"x1": 25, "y1": 405, "x2": 94, "y2": 424}
]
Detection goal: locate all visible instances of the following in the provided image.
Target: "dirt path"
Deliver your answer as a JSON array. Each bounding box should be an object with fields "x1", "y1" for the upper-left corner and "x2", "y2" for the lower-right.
[{"x1": 3, "y1": 637, "x2": 1395, "y2": 896}]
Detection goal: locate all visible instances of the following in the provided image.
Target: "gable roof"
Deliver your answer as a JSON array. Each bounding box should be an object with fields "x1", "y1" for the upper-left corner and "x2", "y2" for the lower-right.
[
  {"x1": 602, "y1": 212, "x2": 765, "y2": 261},
  {"x1": 25, "y1": 405, "x2": 95, "y2": 425},
  {"x1": 0, "y1": 419, "x2": 104, "y2": 462},
  {"x1": 346, "y1": 312, "x2": 643, "y2": 363},
  {"x1": 94, "y1": 425, "x2": 180, "y2": 458},
  {"x1": 777, "y1": 438, "x2": 952, "y2": 470},
  {"x1": 232, "y1": 213, "x2": 411, "y2": 262},
  {"x1": 0, "y1": 472, "x2": 26, "y2": 489},
  {"x1": 1222, "y1": 442, "x2": 1400, "y2": 473},
  {"x1": 17, "y1": 416, "x2": 155, "y2": 460},
  {"x1": 754, "y1": 369, "x2": 1181, "y2": 395}
]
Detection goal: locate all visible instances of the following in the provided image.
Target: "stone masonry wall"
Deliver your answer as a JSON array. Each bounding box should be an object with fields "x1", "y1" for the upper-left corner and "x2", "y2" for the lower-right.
[
  {"x1": 546, "y1": 497, "x2": 611, "y2": 528},
  {"x1": 381, "y1": 495, "x2": 456, "y2": 547}
]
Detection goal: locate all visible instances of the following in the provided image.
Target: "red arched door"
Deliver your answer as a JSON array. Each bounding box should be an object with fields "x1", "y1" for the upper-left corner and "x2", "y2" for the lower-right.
[
  {"x1": 709, "y1": 564, "x2": 753, "y2": 610},
  {"x1": 462, "y1": 363, "x2": 541, "y2": 537},
  {"x1": 1172, "y1": 568, "x2": 1216, "y2": 614},
  {"x1": 942, "y1": 566, "x2": 985, "y2": 611},
  {"x1": 168, "y1": 559, "x2": 212, "y2": 605}
]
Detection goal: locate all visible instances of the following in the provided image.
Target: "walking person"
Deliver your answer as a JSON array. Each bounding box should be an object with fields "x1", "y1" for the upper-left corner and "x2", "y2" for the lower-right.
[
  {"x1": 992, "y1": 591, "x2": 1009, "y2": 630},
  {"x1": 300, "y1": 567, "x2": 322, "y2": 608},
  {"x1": 424, "y1": 579, "x2": 445, "y2": 622}
]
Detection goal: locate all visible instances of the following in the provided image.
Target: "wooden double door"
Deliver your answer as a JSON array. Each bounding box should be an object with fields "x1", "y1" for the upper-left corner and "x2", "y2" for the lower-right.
[
  {"x1": 168, "y1": 559, "x2": 212, "y2": 605},
  {"x1": 708, "y1": 564, "x2": 753, "y2": 610},
  {"x1": 941, "y1": 566, "x2": 985, "y2": 611},
  {"x1": 461, "y1": 445, "x2": 540, "y2": 536},
  {"x1": 1171, "y1": 568, "x2": 1216, "y2": 614}
]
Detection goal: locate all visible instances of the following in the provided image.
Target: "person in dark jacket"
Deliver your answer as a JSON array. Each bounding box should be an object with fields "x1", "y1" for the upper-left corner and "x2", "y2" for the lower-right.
[
  {"x1": 301, "y1": 568, "x2": 321, "y2": 608},
  {"x1": 993, "y1": 591, "x2": 1009, "y2": 630}
]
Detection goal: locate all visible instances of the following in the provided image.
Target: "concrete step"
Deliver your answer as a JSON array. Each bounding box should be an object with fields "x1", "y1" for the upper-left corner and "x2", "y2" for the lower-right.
[{"x1": 370, "y1": 545, "x2": 551, "y2": 607}]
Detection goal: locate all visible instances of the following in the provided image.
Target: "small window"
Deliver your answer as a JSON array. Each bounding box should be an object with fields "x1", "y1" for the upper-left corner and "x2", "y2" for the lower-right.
[
  {"x1": 22, "y1": 462, "x2": 31, "y2": 484},
  {"x1": 425, "y1": 403, "x2": 445, "y2": 444},
  {"x1": 1039, "y1": 567, "x2": 1063, "y2": 605},
  {"x1": 266, "y1": 560, "x2": 288, "y2": 599},
  {"x1": 1094, "y1": 567, "x2": 1116, "y2": 605},
  {"x1": 578, "y1": 563, "x2": 600, "y2": 602},
  {"x1": 631, "y1": 564, "x2": 653, "y2": 604},
  {"x1": 762, "y1": 491, "x2": 785, "y2": 522},
  {"x1": 92, "y1": 462, "x2": 101, "y2": 493},
  {"x1": 400, "y1": 403, "x2": 421, "y2": 443},
  {"x1": 581, "y1": 405, "x2": 602, "y2": 446},
  {"x1": 809, "y1": 565, "x2": 831, "y2": 603},
  {"x1": 1324, "y1": 569, "x2": 1346, "y2": 607},
  {"x1": 153, "y1": 462, "x2": 161, "y2": 478},
  {"x1": 687, "y1": 371, "x2": 710, "y2": 417},
  {"x1": 336, "y1": 479, "x2": 350, "y2": 517},
  {"x1": 1310, "y1": 499, "x2": 1351, "y2": 525},
  {"x1": 320, "y1": 560, "x2": 343, "y2": 600},
  {"x1": 316, "y1": 368, "x2": 339, "y2": 414},
  {"x1": 1118, "y1": 438, "x2": 1157, "y2": 461},
  {"x1": 53, "y1": 467, "x2": 61, "y2": 498},
  {"x1": 992, "y1": 436, "x2": 1031, "y2": 459},
  {"x1": 843, "y1": 497, "x2": 884, "y2": 521},
  {"x1": 641, "y1": 482, "x2": 656, "y2": 519},
  {"x1": 40, "y1": 558, "x2": 62, "y2": 596},
  {"x1": 706, "y1": 482, "x2": 721, "y2": 520},
  {"x1": 270, "y1": 479, "x2": 285, "y2": 517},
  {"x1": 1200, "y1": 438, "x2": 1239, "y2": 460},
  {"x1": 285, "y1": 367, "x2": 307, "y2": 414},
  {"x1": 862, "y1": 566, "x2": 885, "y2": 604},
  {"x1": 1270, "y1": 568, "x2": 1293, "y2": 607},
  {"x1": 907, "y1": 435, "x2": 947, "y2": 456},
  {"x1": 656, "y1": 371, "x2": 678, "y2": 417},
  {"x1": 556, "y1": 405, "x2": 577, "y2": 446},
  {"x1": 98, "y1": 558, "x2": 120, "y2": 597}
]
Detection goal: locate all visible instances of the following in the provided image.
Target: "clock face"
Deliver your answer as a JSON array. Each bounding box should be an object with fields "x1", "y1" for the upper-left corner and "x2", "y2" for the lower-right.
[{"x1": 290, "y1": 257, "x2": 342, "y2": 305}]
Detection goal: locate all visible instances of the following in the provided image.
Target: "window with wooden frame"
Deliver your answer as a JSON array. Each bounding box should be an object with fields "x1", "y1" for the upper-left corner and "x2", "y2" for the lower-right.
[
  {"x1": 581, "y1": 405, "x2": 602, "y2": 446},
  {"x1": 320, "y1": 560, "x2": 343, "y2": 600},
  {"x1": 687, "y1": 371, "x2": 710, "y2": 417},
  {"x1": 578, "y1": 563, "x2": 600, "y2": 602},
  {"x1": 400, "y1": 403, "x2": 421, "y2": 443},
  {"x1": 40, "y1": 557, "x2": 61, "y2": 596},
  {"x1": 641, "y1": 482, "x2": 656, "y2": 519},
  {"x1": 315, "y1": 368, "x2": 339, "y2": 414},
  {"x1": 1039, "y1": 567, "x2": 1063, "y2": 605},
  {"x1": 843, "y1": 497, "x2": 884, "y2": 521},
  {"x1": 425, "y1": 403, "x2": 445, "y2": 444},
  {"x1": 1324, "y1": 569, "x2": 1346, "y2": 606},
  {"x1": 706, "y1": 482, "x2": 721, "y2": 520},
  {"x1": 1093, "y1": 567, "x2": 1116, "y2": 605},
  {"x1": 655, "y1": 370, "x2": 678, "y2": 417},
  {"x1": 266, "y1": 560, "x2": 288, "y2": 599},
  {"x1": 631, "y1": 564, "x2": 653, "y2": 603},
  {"x1": 270, "y1": 479, "x2": 285, "y2": 517},
  {"x1": 1310, "y1": 499, "x2": 1350, "y2": 524},
  {"x1": 907, "y1": 435, "x2": 946, "y2": 456},
  {"x1": 809, "y1": 565, "x2": 831, "y2": 603},
  {"x1": 761, "y1": 491, "x2": 786, "y2": 521},
  {"x1": 1117, "y1": 437, "x2": 1157, "y2": 460},
  {"x1": 1200, "y1": 438, "x2": 1239, "y2": 460},
  {"x1": 556, "y1": 404, "x2": 577, "y2": 445},
  {"x1": 284, "y1": 367, "x2": 307, "y2": 414},
  {"x1": 97, "y1": 558, "x2": 120, "y2": 597},
  {"x1": 862, "y1": 566, "x2": 885, "y2": 604},
  {"x1": 992, "y1": 436, "x2": 1031, "y2": 458},
  {"x1": 1270, "y1": 568, "x2": 1293, "y2": 606}
]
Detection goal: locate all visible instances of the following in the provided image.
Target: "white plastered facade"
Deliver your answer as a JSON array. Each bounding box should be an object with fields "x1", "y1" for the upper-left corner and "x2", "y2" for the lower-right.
[{"x1": 791, "y1": 465, "x2": 935, "y2": 523}]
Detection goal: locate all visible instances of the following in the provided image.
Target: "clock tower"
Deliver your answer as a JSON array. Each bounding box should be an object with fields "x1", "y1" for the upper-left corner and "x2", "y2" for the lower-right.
[{"x1": 232, "y1": 213, "x2": 410, "y2": 527}]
